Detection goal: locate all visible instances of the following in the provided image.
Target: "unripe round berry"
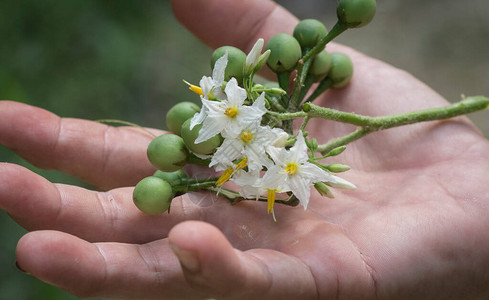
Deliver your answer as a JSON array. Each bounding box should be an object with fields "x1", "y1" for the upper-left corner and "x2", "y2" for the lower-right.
[
  {"x1": 309, "y1": 50, "x2": 332, "y2": 81},
  {"x1": 166, "y1": 102, "x2": 200, "y2": 135},
  {"x1": 180, "y1": 119, "x2": 223, "y2": 155},
  {"x1": 337, "y1": 0, "x2": 376, "y2": 28},
  {"x1": 328, "y1": 52, "x2": 353, "y2": 88},
  {"x1": 153, "y1": 169, "x2": 188, "y2": 185},
  {"x1": 147, "y1": 134, "x2": 189, "y2": 172},
  {"x1": 211, "y1": 46, "x2": 246, "y2": 82},
  {"x1": 293, "y1": 19, "x2": 328, "y2": 50},
  {"x1": 133, "y1": 176, "x2": 174, "y2": 215},
  {"x1": 265, "y1": 33, "x2": 302, "y2": 72}
]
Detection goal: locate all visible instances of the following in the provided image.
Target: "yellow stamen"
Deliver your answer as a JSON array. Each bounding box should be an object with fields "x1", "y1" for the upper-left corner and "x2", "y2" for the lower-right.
[
  {"x1": 183, "y1": 80, "x2": 204, "y2": 96},
  {"x1": 285, "y1": 163, "x2": 298, "y2": 175},
  {"x1": 224, "y1": 107, "x2": 238, "y2": 118},
  {"x1": 267, "y1": 189, "x2": 276, "y2": 214},
  {"x1": 235, "y1": 157, "x2": 248, "y2": 170},
  {"x1": 216, "y1": 168, "x2": 233, "y2": 187},
  {"x1": 241, "y1": 131, "x2": 253, "y2": 143},
  {"x1": 215, "y1": 158, "x2": 248, "y2": 187}
]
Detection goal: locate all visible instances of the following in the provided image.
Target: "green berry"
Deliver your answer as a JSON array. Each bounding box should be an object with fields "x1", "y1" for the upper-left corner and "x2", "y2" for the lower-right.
[
  {"x1": 147, "y1": 134, "x2": 189, "y2": 172},
  {"x1": 293, "y1": 19, "x2": 328, "y2": 50},
  {"x1": 133, "y1": 176, "x2": 174, "y2": 214},
  {"x1": 166, "y1": 102, "x2": 200, "y2": 135},
  {"x1": 337, "y1": 0, "x2": 376, "y2": 28},
  {"x1": 211, "y1": 46, "x2": 246, "y2": 82},
  {"x1": 327, "y1": 52, "x2": 353, "y2": 88},
  {"x1": 181, "y1": 119, "x2": 223, "y2": 155},
  {"x1": 309, "y1": 50, "x2": 332, "y2": 82},
  {"x1": 265, "y1": 33, "x2": 302, "y2": 72},
  {"x1": 153, "y1": 169, "x2": 188, "y2": 185}
]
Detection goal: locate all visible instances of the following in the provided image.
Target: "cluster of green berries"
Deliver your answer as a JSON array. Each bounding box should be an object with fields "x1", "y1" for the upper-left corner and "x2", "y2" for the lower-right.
[{"x1": 132, "y1": 0, "x2": 376, "y2": 215}]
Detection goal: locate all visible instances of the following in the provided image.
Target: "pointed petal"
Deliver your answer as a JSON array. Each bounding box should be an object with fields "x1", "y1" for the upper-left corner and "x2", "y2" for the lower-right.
[
  {"x1": 290, "y1": 131, "x2": 309, "y2": 163},
  {"x1": 213, "y1": 51, "x2": 228, "y2": 84},
  {"x1": 298, "y1": 163, "x2": 331, "y2": 181},
  {"x1": 288, "y1": 175, "x2": 312, "y2": 209},
  {"x1": 225, "y1": 78, "x2": 247, "y2": 106},
  {"x1": 189, "y1": 107, "x2": 207, "y2": 130},
  {"x1": 266, "y1": 146, "x2": 289, "y2": 167},
  {"x1": 195, "y1": 116, "x2": 226, "y2": 144},
  {"x1": 210, "y1": 138, "x2": 243, "y2": 168}
]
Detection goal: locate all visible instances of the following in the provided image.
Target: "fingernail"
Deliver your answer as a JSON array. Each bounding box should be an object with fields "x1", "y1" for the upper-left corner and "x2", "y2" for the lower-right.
[
  {"x1": 15, "y1": 261, "x2": 30, "y2": 275},
  {"x1": 170, "y1": 245, "x2": 200, "y2": 273}
]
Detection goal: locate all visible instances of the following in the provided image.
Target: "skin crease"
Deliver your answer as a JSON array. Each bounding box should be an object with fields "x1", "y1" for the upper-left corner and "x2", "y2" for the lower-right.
[{"x1": 0, "y1": 0, "x2": 488, "y2": 299}]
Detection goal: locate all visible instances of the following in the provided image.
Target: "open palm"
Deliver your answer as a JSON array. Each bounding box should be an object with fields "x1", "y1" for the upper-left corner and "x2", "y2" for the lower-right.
[{"x1": 1, "y1": 1, "x2": 488, "y2": 299}]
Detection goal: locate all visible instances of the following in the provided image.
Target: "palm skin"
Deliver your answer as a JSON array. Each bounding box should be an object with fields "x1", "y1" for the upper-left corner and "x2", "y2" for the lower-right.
[{"x1": 1, "y1": 0, "x2": 488, "y2": 299}]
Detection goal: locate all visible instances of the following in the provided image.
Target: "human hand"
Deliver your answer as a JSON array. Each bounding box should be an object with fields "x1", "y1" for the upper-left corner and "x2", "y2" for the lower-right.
[{"x1": 1, "y1": 0, "x2": 489, "y2": 299}]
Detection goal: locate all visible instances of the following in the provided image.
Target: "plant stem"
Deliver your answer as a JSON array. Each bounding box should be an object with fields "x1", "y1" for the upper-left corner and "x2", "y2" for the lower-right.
[
  {"x1": 314, "y1": 96, "x2": 489, "y2": 154},
  {"x1": 302, "y1": 22, "x2": 348, "y2": 63}
]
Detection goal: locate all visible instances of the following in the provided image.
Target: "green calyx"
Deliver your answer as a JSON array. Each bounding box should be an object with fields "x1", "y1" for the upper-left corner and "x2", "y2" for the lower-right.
[
  {"x1": 133, "y1": 176, "x2": 174, "y2": 215},
  {"x1": 266, "y1": 33, "x2": 302, "y2": 73},
  {"x1": 166, "y1": 101, "x2": 200, "y2": 135},
  {"x1": 181, "y1": 119, "x2": 223, "y2": 155},
  {"x1": 153, "y1": 169, "x2": 188, "y2": 185},
  {"x1": 211, "y1": 46, "x2": 246, "y2": 83},
  {"x1": 147, "y1": 134, "x2": 189, "y2": 172},
  {"x1": 337, "y1": 0, "x2": 376, "y2": 28},
  {"x1": 293, "y1": 19, "x2": 328, "y2": 50}
]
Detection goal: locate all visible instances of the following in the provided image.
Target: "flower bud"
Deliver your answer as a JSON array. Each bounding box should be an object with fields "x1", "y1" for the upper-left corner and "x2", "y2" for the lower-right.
[
  {"x1": 314, "y1": 182, "x2": 335, "y2": 198},
  {"x1": 337, "y1": 0, "x2": 376, "y2": 28},
  {"x1": 325, "y1": 163, "x2": 351, "y2": 173},
  {"x1": 293, "y1": 19, "x2": 328, "y2": 50},
  {"x1": 265, "y1": 33, "x2": 302, "y2": 72},
  {"x1": 181, "y1": 118, "x2": 223, "y2": 155},
  {"x1": 153, "y1": 169, "x2": 188, "y2": 185},
  {"x1": 309, "y1": 49, "x2": 332, "y2": 82},
  {"x1": 147, "y1": 134, "x2": 189, "y2": 172},
  {"x1": 327, "y1": 52, "x2": 353, "y2": 88},
  {"x1": 326, "y1": 145, "x2": 347, "y2": 157},
  {"x1": 166, "y1": 101, "x2": 200, "y2": 135},
  {"x1": 211, "y1": 46, "x2": 246, "y2": 82},
  {"x1": 133, "y1": 176, "x2": 174, "y2": 214}
]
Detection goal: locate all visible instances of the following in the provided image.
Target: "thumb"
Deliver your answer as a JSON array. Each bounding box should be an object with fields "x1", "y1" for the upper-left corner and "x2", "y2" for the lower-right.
[
  {"x1": 168, "y1": 221, "x2": 317, "y2": 299},
  {"x1": 170, "y1": 0, "x2": 298, "y2": 51}
]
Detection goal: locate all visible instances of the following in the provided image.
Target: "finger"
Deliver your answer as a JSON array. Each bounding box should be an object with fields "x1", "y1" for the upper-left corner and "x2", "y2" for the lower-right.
[
  {"x1": 15, "y1": 230, "x2": 203, "y2": 299},
  {"x1": 0, "y1": 163, "x2": 278, "y2": 244},
  {"x1": 168, "y1": 221, "x2": 318, "y2": 299},
  {"x1": 0, "y1": 100, "x2": 160, "y2": 190},
  {"x1": 171, "y1": 0, "x2": 297, "y2": 53}
]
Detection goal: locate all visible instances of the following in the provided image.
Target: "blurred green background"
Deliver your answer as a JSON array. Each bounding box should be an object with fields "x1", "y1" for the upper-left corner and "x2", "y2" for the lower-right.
[{"x1": 0, "y1": 0, "x2": 488, "y2": 299}]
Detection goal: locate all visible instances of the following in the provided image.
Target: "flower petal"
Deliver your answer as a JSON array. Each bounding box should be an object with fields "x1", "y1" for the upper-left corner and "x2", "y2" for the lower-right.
[
  {"x1": 213, "y1": 51, "x2": 228, "y2": 84},
  {"x1": 290, "y1": 131, "x2": 309, "y2": 163},
  {"x1": 210, "y1": 138, "x2": 243, "y2": 169},
  {"x1": 225, "y1": 78, "x2": 247, "y2": 106},
  {"x1": 288, "y1": 175, "x2": 312, "y2": 209}
]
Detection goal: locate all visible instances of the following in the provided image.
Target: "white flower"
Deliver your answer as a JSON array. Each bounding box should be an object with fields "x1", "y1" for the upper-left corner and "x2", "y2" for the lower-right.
[
  {"x1": 261, "y1": 131, "x2": 356, "y2": 210},
  {"x1": 189, "y1": 51, "x2": 228, "y2": 129},
  {"x1": 231, "y1": 169, "x2": 266, "y2": 200},
  {"x1": 195, "y1": 79, "x2": 266, "y2": 143},
  {"x1": 210, "y1": 123, "x2": 283, "y2": 172}
]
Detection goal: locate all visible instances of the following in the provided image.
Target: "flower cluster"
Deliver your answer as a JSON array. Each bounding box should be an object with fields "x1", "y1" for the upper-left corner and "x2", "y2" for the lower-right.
[{"x1": 185, "y1": 39, "x2": 355, "y2": 218}]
